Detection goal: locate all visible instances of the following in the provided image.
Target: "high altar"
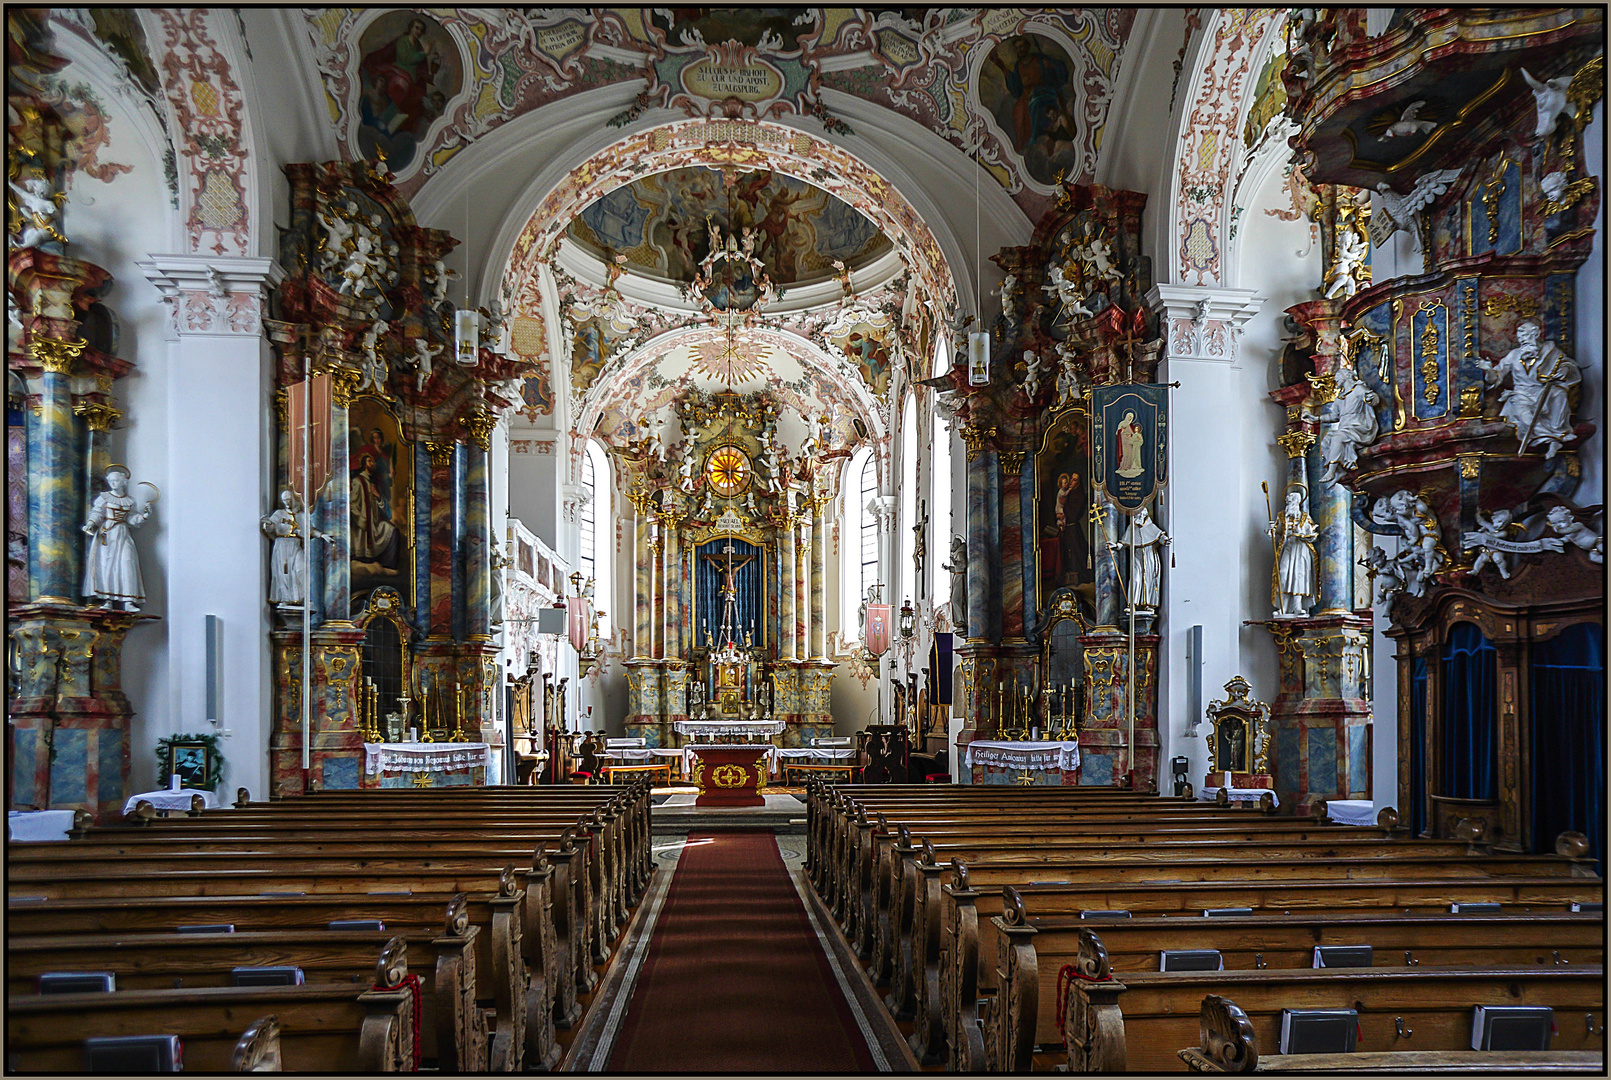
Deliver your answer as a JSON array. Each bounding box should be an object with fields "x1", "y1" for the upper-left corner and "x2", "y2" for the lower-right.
[{"x1": 618, "y1": 389, "x2": 836, "y2": 751}]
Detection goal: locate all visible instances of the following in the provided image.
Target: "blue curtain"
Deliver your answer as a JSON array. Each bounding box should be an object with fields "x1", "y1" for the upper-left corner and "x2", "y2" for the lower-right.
[
  {"x1": 694, "y1": 539, "x2": 763, "y2": 648},
  {"x1": 1440, "y1": 622, "x2": 1497, "y2": 800},
  {"x1": 1409, "y1": 657, "x2": 1427, "y2": 838},
  {"x1": 1530, "y1": 624, "x2": 1604, "y2": 872}
]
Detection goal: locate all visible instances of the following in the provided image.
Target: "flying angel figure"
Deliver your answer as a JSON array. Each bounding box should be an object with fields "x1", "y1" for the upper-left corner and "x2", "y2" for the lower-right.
[
  {"x1": 1369, "y1": 169, "x2": 1463, "y2": 250},
  {"x1": 1380, "y1": 100, "x2": 1437, "y2": 139}
]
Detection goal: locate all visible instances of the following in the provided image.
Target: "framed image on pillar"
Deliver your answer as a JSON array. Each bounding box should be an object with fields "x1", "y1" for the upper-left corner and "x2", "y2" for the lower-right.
[
  {"x1": 156, "y1": 733, "x2": 223, "y2": 792},
  {"x1": 347, "y1": 397, "x2": 414, "y2": 614}
]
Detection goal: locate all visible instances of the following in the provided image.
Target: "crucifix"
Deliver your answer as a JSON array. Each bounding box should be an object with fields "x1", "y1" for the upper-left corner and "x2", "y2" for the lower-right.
[
  {"x1": 913, "y1": 499, "x2": 929, "y2": 599},
  {"x1": 702, "y1": 540, "x2": 755, "y2": 598}
]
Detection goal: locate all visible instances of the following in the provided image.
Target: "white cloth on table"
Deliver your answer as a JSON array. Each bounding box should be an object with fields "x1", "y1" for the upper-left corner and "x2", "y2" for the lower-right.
[
  {"x1": 963, "y1": 740, "x2": 1081, "y2": 772},
  {"x1": 772, "y1": 746, "x2": 856, "y2": 780},
  {"x1": 363, "y1": 741, "x2": 492, "y2": 777},
  {"x1": 1198, "y1": 786, "x2": 1280, "y2": 808},
  {"x1": 598, "y1": 749, "x2": 655, "y2": 761},
  {"x1": 8, "y1": 809, "x2": 76, "y2": 841},
  {"x1": 122, "y1": 788, "x2": 219, "y2": 815},
  {"x1": 1326, "y1": 799, "x2": 1374, "y2": 826}
]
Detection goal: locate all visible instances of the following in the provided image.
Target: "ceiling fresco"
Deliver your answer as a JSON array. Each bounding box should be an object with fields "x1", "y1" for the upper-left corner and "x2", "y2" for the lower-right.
[
  {"x1": 566, "y1": 166, "x2": 891, "y2": 288},
  {"x1": 301, "y1": 8, "x2": 1137, "y2": 219}
]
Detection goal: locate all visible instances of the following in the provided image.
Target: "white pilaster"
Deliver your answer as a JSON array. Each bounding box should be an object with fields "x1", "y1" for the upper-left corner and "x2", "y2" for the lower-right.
[
  {"x1": 139, "y1": 254, "x2": 284, "y2": 804},
  {"x1": 1147, "y1": 284, "x2": 1264, "y2": 787}
]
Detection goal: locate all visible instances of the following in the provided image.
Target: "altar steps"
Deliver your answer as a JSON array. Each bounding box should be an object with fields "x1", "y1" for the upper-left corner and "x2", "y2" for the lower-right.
[{"x1": 651, "y1": 791, "x2": 807, "y2": 836}]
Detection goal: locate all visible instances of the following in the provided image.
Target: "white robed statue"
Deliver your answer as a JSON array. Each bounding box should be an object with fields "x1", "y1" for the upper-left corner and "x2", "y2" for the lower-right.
[
  {"x1": 82, "y1": 464, "x2": 151, "y2": 610},
  {"x1": 1270, "y1": 485, "x2": 1318, "y2": 618},
  {"x1": 1486, "y1": 320, "x2": 1581, "y2": 460},
  {"x1": 1115, "y1": 505, "x2": 1169, "y2": 610},
  {"x1": 261, "y1": 489, "x2": 330, "y2": 608}
]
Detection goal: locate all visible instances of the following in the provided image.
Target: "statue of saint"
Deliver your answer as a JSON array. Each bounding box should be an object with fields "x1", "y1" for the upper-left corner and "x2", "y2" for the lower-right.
[
  {"x1": 82, "y1": 465, "x2": 152, "y2": 611},
  {"x1": 261, "y1": 489, "x2": 330, "y2": 608},
  {"x1": 1270, "y1": 485, "x2": 1317, "y2": 618},
  {"x1": 1114, "y1": 505, "x2": 1169, "y2": 610},
  {"x1": 1486, "y1": 320, "x2": 1581, "y2": 459},
  {"x1": 1319, "y1": 365, "x2": 1381, "y2": 483},
  {"x1": 941, "y1": 536, "x2": 967, "y2": 630}
]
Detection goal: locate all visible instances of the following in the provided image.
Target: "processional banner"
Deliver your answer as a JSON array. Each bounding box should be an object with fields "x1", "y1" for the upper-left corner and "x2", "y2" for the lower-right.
[
  {"x1": 864, "y1": 604, "x2": 890, "y2": 656},
  {"x1": 567, "y1": 597, "x2": 587, "y2": 653},
  {"x1": 1091, "y1": 383, "x2": 1167, "y2": 513}
]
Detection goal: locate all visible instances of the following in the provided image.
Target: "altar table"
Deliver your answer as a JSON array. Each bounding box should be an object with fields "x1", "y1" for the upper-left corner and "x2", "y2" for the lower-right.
[
  {"x1": 363, "y1": 742, "x2": 490, "y2": 788},
  {"x1": 122, "y1": 788, "x2": 220, "y2": 815},
  {"x1": 687, "y1": 745, "x2": 771, "y2": 807},
  {"x1": 672, "y1": 719, "x2": 786, "y2": 741},
  {"x1": 964, "y1": 740, "x2": 1082, "y2": 786},
  {"x1": 9, "y1": 809, "x2": 76, "y2": 841},
  {"x1": 1325, "y1": 799, "x2": 1375, "y2": 826}
]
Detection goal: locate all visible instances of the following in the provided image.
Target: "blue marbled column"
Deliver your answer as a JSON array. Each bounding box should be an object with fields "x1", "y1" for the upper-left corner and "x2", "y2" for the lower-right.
[
  {"x1": 809, "y1": 512, "x2": 826, "y2": 658},
  {"x1": 1094, "y1": 497, "x2": 1120, "y2": 628},
  {"x1": 1018, "y1": 454, "x2": 1036, "y2": 637},
  {"x1": 30, "y1": 367, "x2": 78, "y2": 602},
  {"x1": 413, "y1": 446, "x2": 432, "y2": 632},
  {"x1": 664, "y1": 526, "x2": 682, "y2": 659},
  {"x1": 1308, "y1": 445, "x2": 1352, "y2": 614},
  {"x1": 632, "y1": 511, "x2": 651, "y2": 659},
  {"x1": 320, "y1": 400, "x2": 351, "y2": 620},
  {"x1": 451, "y1": 445, "x2": 468, "y2": 640},
  {"x1": 965, "y1": 446, "x2": 989, "y2": 641},
  {"x1": 465, "y1": 444, "x2": 490, "y2": 637}
]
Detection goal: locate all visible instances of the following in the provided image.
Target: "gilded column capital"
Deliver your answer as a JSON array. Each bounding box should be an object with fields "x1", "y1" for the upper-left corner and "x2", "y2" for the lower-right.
[
  {"x1": 72, "y1": 400, "x2": 122, "y2": 431},
  {"x1": 625, "y1": 485, "x2": 656, "y2": 515},
  {"x1": 1277, "y1": 430, "x2": 1316, "y2": 459},
  {"x1": 30, "y1": 336, "x2": 87, "y2": 375},
  {"x1": 959, "y1": 422, "x2": 996, "y2": 462},
  {"x1": 423, "y1": 439, "x2": 456, "y2": 467},
  {"x1": 328, "y1": 365, "x2": 362, "y2": 408},
  {"x1": 1000, "y1": 449, "x2": 1028, "y2": 474},
  {"x1": 1304, "y1": 371, "x2": 1338, "y2": 404},
  {"x1": 459, "y1": 409, "x2": 497, "y2": 451}
]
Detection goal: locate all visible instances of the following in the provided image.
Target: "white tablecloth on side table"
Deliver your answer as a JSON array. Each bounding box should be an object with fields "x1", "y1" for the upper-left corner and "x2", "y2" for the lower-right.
[
  {"x1": 598, "y1": 749, "x2": 655, "y2": 762},
  {"x1": 363, "y1": 742, "x2": 492, "y2": 776},
  {"x1": 1199, "y1": 786, "x2": 1280, "y2": 808},
  {"x1": 122, "y1": 788, "x2": 220, "y2": 815},
  {"x1": 963, "y1": 740, "x2": 1081, "y2": 772},
  {"x1": 1326, "y1": 799, "x2": 1375, "y2": 826},
  {"x1": 8, "y1": 809, "x2": 77, "y2": 841}
]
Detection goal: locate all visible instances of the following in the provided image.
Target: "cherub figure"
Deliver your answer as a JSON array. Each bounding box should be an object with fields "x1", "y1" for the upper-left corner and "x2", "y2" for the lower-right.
[
  {"x1": 430, "y1": 260, "x2": 455, "y2": 306},
  {"x1": 357, "y1": 318, "x2": 390, "y2": 393},
  {"x1": 1467, "y1": 509, "x2": 1518, "y2": 579},
  {"x1": 1546, "y1": 505, "x2": 1604, "y2": 563},
  {"x1": 1361, "y1": 546, "x2": 1405, "y2": 604},
  {"x1": 316, "y1": 200, "x2": 357, "y2": 267},
  {"x1": 9, "y1": 175, "x2": 62, "y2": 248},
  {"x1": 338, "y1": 234, "x2": 379, "y2": 295},
  {"x1": 412, "y1": 336, "x2": 443, "y2": 391}
]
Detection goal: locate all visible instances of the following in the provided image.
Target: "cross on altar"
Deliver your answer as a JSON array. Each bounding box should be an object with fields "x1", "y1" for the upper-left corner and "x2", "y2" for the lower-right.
[{"x1": 702, "y1": 540, "x2": 755, "y2": 598}]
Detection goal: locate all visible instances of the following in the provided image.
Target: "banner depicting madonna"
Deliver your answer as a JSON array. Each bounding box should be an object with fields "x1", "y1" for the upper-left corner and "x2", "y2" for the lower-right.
[{"x1": 1091, "y1": 384, "x2": 1167, "y2": 513}]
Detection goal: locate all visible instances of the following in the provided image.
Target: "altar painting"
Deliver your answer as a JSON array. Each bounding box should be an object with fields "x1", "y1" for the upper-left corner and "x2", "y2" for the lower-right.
[
  {"x1": 1036, "y1": 409, "x2": 1093, "y2": 607},
  {"x1": 978, "y1": 33, "x2": 1082, "y2": 186},
  {"x1": 347, "y1": 397, "x2": 412, "y2": 612}
]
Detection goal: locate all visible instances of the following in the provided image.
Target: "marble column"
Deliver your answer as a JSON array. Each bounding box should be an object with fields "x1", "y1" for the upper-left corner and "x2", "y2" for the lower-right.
[
  {"x1": 27, "y1": 340, "x2": 82, "y2": 603},
  {"x1": 662, "y1": 512, "x2": 682, "y2": 660},
  {"x1": 796, "y1": 514, "x2": 811, "y2": 661},
  {"x1": 463, "y1": 439, "x2": 491, "y2": 640},
  {"x1": 964, "y1": 441, "x2": 990, "y2": 642},
  {"x1": 422, "y1": 438, "x2": 454, "y2": 636},
  {"x1": 412, "y1": 443, "x2": 433, "y2": 633},
  {"x1": 631, "y1": 497, "x2": 651, "y2": 660},
  {"x1": 1000, "y1": 450, "x2": 1028, "y2": 641},
  {"x1": 780, "y1": 510, "x2": 798, "y2": 660},
  {"x1": 451, "y1": 442, "x2": 469, "y2": 640},
  {"x1": 809, "y1": 505, "x2": 826, "y2": 659},
  {"x1": 648, "y1": 521, "x2": 664, "y2": 659}
]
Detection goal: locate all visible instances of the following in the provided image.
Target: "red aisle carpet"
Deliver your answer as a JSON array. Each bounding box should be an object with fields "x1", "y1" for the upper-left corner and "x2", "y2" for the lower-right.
[{"x1": 607, "y1": 831, "x2": 877, "y2": 1073}]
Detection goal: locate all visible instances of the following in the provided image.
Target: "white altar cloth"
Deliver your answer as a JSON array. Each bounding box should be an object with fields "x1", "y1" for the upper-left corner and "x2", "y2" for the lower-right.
[
  {"x1": 598, "y1": 749, "x2": 655, "y2": 761},
  {"x1": 964, "y1": 740, "x2": 1082, "y2": 772},
  {"x1": 673, "y1": 719, "x2": 786, "y2": 739},
  {"x1": 1199, "y1": 785, "x2": 1281, "y2": 808},
  {"x1": 123, "y1": 788, "x2": 220, "y2": 815},
  {"x1": 8, "y1": 809, "x2": 76, "y2": 841},
  {"x1": 1326, "y1": 799, "x2": 1375, "y2": 826},
  {"x1": 363, "y1": 741, "x2": 492, "y2": 776}
]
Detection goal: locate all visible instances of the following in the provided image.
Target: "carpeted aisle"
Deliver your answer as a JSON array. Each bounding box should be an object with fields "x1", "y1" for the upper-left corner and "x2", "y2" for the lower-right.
[{"x1": 607, "y1": 831, "x2": 878, "y2": 1073}]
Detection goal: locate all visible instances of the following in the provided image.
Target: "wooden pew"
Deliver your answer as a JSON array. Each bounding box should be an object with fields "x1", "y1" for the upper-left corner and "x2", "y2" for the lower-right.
[
  {"x1": 980, "y1": 896, "x2": 1605, "y2": 1071},
  {"x1": 6, "y1": 938, "x2": 422, "y2": 1072},
  {"x1": 1179, "y1": 993, "x2": 1606, "y2": 1073},
  {"x1": 6, "y1": 920, "x2": 492, "y2": 1070},
  {"x1": 1052, "y1": 935, "x2": 1605, "y2": 1073}
]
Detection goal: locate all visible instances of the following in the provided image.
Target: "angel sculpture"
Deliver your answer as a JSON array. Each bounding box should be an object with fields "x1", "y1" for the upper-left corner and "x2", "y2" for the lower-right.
[
  {"x1": 316, "y1": 201, "x2": 357, "y2": 267},
  {"x1": 1521, "y1": 68, "x2": 1573, "y2": 138},
  {"x1": 1084, "y1": 234, "x2": 1122, "y2": 282},
  {"x1": 357, "y1": 318, "x2": 390, "y2": 393},
  {"x1": 9, "y1": 175, "x2": 62, "y2": 248},
  {"x1": 338, "y1": 234, "x2": 379, "y2": 295},
  {"x1": 1466, "y1": 509, "x2": 1519, "y2": 580},
  {"x1": 1043, "y1": 265, "x2": 1092, "y2": 320},
  {"x1": 1380, "y1": 100, "x2": 1437, "y2": 139},
  {"x1": 1360, "y1": 546, "x2": 1405, "y2": 604},
  {"x1": 1546, "y1": 505, "x2": 1604, "y2": 563},
  {"x1": 996, "y1": 272, "x2": 1020, "y2": 325},
  {"x1": 430, "y1": 260, "x2": 455, "y2": 306},
  {"x1": 1022, "y1": 348, "x2": 1046, "y2": 400},
  {"x1": 412, "y1": 337, "x2": 444, "y2": 391},
  {"x1": 1369, "y1": 169, "x2": 1464, "y2": 249},
  {"x1": 677, "y1": 454, "x2": 697, "y2": 494},
  {"x1": 1054, "y1": 343, "x2": 1082, "y2": 405},
  {"x1": 1323, "y1": 228, "x2": 1370, "y2": 300}
]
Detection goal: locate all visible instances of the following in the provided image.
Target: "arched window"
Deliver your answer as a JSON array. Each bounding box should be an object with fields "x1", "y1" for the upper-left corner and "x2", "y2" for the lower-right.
[
  {"x1": 930, "y1": 341, "x2": 953, "y2": 606},
  {"x1": 580, "y1": 439, "x2": 612, "y2": 636},
  {"x1": 899, "y1": 393, "x2": 918, "y2": 604},
  {"x1": 842, "y1": 445, "x2": 877, "y2": 640}
]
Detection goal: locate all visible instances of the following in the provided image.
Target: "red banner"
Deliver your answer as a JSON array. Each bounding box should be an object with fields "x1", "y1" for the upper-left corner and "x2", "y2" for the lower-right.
[
  {"x1": 285, "y1": 374, "x2": 331, "y2": 502},
  {"x1": 864, "y1": 604, "x2": 890, "y2": 656},
  {"x1": 567, "y1": 597, "x2": 587, "y2": 653}
]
